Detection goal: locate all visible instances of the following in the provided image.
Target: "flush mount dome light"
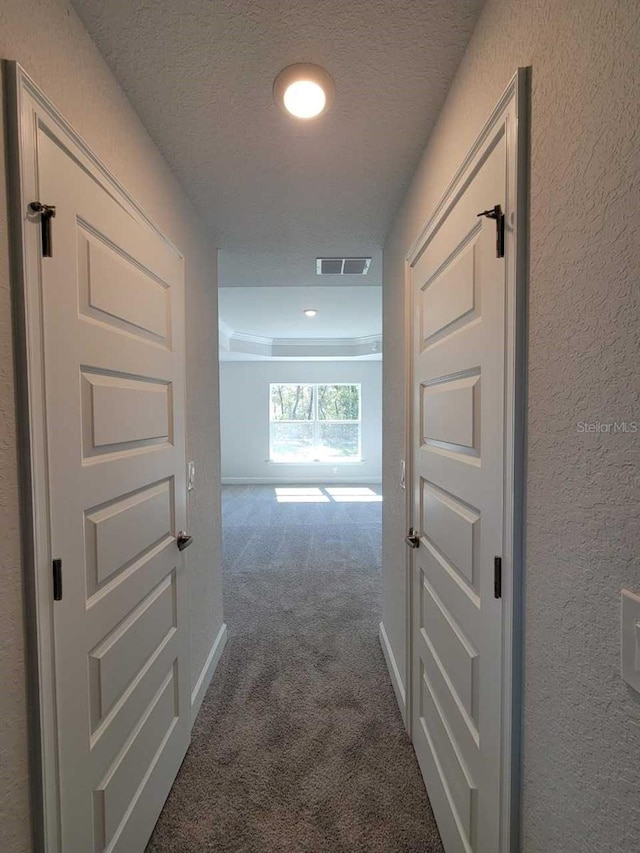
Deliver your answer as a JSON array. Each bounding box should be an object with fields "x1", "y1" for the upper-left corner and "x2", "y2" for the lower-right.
[
  {"x1": 273, "y1": 63, "x2": 335, "y2": 119},
  {"x1": 303, "y1": 308, "x2": 318, "y2": 317}
]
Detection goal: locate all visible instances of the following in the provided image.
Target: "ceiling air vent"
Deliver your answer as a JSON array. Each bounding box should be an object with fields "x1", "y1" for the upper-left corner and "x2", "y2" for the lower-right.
[{"x1": 316, "y1": 257, "x2": 372, "y2": 276}]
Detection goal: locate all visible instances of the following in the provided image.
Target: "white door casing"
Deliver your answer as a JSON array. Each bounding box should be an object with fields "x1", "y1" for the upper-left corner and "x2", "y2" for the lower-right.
[
  {"x1": 7, "y1": 65, "x2": 191, "y2": 852},
  {"x1": 406, "y1": 71, "x2": 528, "y2": 853}
]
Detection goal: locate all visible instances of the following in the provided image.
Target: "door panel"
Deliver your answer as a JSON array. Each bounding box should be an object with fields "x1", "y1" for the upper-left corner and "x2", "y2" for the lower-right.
[
  {"x1": 421, "y1": 373, "x2": 479, "y2": 449},
  {"x1": 411, "y1": 134, "x2": 506, "y2": 853},
  {"x1": 420, "y1": 480, "x2": 479, "y2": 589},
  {"x1": 84, "y1": 480, "x2": 174, "y2": 592},
  {"x1": 420, "y1": 241, "x2": 477, "y2": 346},
  {"x1": 88, "y1": 375, "x2": 171, "y2": 447},
  {"x1": 88, "y1": 572, "x2": 177, "y2": 730},
  {"x1": 39, "y1": 129, "x2": 190, "y2": 853},
  {"x1": 79, "y1": 229, "x2": 171, "y2": 344},
  {"x1": 94, "y1": 664, "x2": 179, "y2": 851}
]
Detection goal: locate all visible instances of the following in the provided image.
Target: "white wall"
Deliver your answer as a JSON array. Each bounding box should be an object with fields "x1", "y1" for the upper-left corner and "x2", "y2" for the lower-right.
[
  {"x1": 220, "y1": 361, "x2": 382, "y2": 483},
  {"x1": 381, "y1": 1, "x2": 640, "y2": 850},
  {"x1": 0, "y1": 2, "x2": 224, "y2": 849}
]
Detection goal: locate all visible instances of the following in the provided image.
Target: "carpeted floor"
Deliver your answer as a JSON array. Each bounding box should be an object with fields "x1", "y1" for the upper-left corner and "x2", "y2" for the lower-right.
[{"x1": 147, "y1": 484, "x2": 443, "y2": 853}]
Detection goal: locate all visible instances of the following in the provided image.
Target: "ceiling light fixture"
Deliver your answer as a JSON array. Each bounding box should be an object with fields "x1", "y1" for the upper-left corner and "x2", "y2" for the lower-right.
[
  {"x1": 303, "y1": 308, "x2": 318, "y2": 317},
  {"x1": 273, "y1": 63, "x2": 335, "y2": 119}
]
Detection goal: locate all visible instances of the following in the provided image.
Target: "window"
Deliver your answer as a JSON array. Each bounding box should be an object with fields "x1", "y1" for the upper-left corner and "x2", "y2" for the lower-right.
[{"x1": 269, "y1": 383, "x2": 361, "y2": 462}]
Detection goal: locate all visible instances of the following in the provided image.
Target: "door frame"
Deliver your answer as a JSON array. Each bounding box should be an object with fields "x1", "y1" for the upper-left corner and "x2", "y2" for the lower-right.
[
  {"x1": 402, "y1": 68, "x2": 530, "y2": 852},
  {"x1": 4, "y1": 61, "x2": 186, "y2": 853}
]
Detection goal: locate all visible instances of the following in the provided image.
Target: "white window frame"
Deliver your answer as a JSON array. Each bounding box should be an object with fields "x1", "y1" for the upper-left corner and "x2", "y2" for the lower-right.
[{"x1": 269, "y1": 382, "x2": 362, "y2": 463}]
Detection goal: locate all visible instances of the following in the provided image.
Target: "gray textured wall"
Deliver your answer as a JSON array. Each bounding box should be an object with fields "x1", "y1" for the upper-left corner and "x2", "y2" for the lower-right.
[
  {"x1": 382, "y1": 0, "x2": 640, "y2": 849},
  {"x1": 0, "y1": 1, "x2": 224, "y2": 850}
]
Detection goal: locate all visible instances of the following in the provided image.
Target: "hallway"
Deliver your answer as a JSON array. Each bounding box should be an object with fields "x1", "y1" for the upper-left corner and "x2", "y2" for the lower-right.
[{"x1": 147, "y1": 485, "x2": 443, "y2": 852}]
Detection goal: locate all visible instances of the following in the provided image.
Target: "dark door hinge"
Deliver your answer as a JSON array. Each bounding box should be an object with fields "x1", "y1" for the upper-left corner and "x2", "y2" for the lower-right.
[
  {"x1": 52, "y1": 558, "x2": 62, "y2": 601},
  {"x1": 477, "y1": 204, "x2": 505, "y2": 258},
  {"x1": 494, "y1": 556, "x2": 502, "y2": 599},
  {"x1": 29, "y1": 202, "x2": 56, "y2": 258},
  {"x1": 405, "y1": 528, "x2": 420, "y2": 549}
]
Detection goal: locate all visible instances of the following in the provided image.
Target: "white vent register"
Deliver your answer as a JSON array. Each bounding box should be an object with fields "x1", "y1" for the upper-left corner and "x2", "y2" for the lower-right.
[{"x1": 316, "y1": 257, "x2": 372, "y2": 276}]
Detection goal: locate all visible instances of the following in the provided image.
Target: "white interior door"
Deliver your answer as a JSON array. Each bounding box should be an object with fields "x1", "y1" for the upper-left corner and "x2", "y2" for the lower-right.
[
  {"x1": 38, "y1": 127, "x2": 190, "y2": 852},
  {"x1": 410, "y1": 134, "x2": 508, "y2": 853}
]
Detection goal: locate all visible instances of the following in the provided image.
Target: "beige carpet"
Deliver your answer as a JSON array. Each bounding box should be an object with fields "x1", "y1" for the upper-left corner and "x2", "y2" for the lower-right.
[{"x1": 147, "y1": 484, "x2": 444, "y2": 852}]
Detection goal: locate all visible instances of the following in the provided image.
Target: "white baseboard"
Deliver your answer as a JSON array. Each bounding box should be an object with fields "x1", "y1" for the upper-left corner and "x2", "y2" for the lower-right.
[
  {"x1": 222, "y1": 477, "x2": 382, "y2": 485},
  {"x1": 191, "y1": 622, "x2": 228, "y2": 721},
  {"x1": 379, "y1": 621, "x2": 406, "y2": 721}
]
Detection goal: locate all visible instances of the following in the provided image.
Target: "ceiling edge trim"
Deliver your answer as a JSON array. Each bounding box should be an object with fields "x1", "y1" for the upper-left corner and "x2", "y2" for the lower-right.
[{"x1": 218, "y1": 325, "x2": 382, "y2": 359}]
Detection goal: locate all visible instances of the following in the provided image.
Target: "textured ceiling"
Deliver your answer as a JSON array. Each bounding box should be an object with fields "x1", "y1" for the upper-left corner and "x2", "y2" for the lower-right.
[
  {"x1": 72, "y1": 0, "x2": 484, "y2": 285},
  {"x1": 218, "y1": 248, "x2": 383, "y2": 288}
]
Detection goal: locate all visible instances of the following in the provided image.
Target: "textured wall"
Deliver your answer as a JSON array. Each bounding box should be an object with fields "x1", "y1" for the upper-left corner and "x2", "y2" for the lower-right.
[
  {"x1": 0, "y1": 1, "x2": 224, "y2": 850},
  {"x1": 0, "y1": 73, "x2": 27, "y2": 850},
  {"x1": 382, "y1": 0, "x2": 640, "y2": 850},
  {"x1": 219, "y1": 360, "x2": 382, "y2": 483}
]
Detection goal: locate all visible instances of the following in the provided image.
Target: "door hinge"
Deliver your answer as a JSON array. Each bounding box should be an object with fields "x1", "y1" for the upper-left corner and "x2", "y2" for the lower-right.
[
  {"x1": 405, "y1": 527, "x2": 420, "y2": 549},
  {"x1": 52, "y1": 558, "x2": 62, "y2": 601},
  {"x1": 477, "y1": 204, "x2": 505, "y2": 258},
  {"x1": 494, "y1": 556, "x2": 502, "y2": 599},
  {"x1": 29, "y1": 201, "x2": 57, "y2": 258}
]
